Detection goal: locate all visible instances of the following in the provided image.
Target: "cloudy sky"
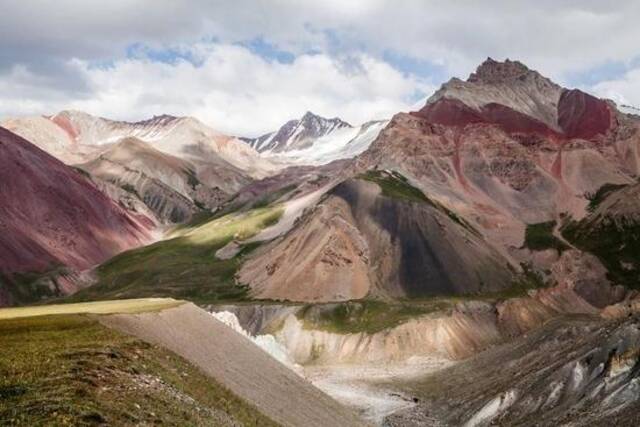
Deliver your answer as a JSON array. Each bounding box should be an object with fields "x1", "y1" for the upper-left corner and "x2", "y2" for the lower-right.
[{"x1": 1, "y1": 1, "x2": 640, "y2": 136}]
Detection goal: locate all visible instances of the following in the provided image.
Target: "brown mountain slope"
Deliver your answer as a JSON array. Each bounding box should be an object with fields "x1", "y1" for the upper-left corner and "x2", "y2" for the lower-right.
[
  {"x1": 79, "y1": 137, "x2": 226, "y2": 223},
  {"x1": 238, "y1": 171, "x2": 514, "y2": 302},
  {"x1": 0, "y1": 127, "x2": 152, "y2": 306}
]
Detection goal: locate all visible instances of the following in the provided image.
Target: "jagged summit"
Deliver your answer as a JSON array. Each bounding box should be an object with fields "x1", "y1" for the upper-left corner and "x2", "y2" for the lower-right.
[
  {"x1": 300, "y1": 111, "x2": 351, "y2": 128},
  {"x1": 243, "y1": 111, "x2": 353, "y2": 153},
  {"x1": 468, "y1": 57, "x2": 534, "y2": 83}
]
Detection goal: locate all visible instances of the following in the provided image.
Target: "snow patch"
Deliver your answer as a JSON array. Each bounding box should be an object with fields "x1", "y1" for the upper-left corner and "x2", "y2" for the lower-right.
[
  {"x1": 266, "y1": 120, "x2": 387, "y2": 166},
  {"x1": 210, "y1": 311, "x2": 302, "y2": 373},
  {"x1": 465, "y1": 390, "x2": 517, "y2": 427}
]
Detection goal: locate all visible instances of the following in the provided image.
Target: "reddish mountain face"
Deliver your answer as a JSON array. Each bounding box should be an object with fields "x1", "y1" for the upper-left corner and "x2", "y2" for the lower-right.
[
  {"x1": 417, "y1": 58, "x2": 613, "y2": 143},
  {"x1": 558, "y1": 89, "x2": 612, "y2": 139},
  {"x1": 0, "y1": 127, "x2": 152, "y2": 304},
  {"x1": 358, "y1": 58, "x2": 640, "y2": 287},
  {"x1": 415, "y1": 98, "x2": 560, "y2": 139},
  {"x1": 417, "y1": 90, "x2": 611, "y2": 142}
]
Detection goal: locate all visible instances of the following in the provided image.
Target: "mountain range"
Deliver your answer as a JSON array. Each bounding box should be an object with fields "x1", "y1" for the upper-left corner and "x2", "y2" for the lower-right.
[{"x1": 3, "y1": 58, "x2": 640, "y2": 426}]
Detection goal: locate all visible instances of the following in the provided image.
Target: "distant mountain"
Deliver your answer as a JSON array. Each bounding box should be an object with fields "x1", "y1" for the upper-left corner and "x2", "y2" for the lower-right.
[
  {"x1": 78, "y1": 137, "x2": 226, "y2": 224},
  {"x1": 242, "y1": 111, "x2": 387, "y2": 166},
  {"x1": 0, "y1": 127, "x2": 152, "y2": 306},
  {"x1": 244, "y1": 111, "x2": 352, "y2": 153},
  {"x1": 3, "y1": 111, "x2": 275, "y2": 193}
]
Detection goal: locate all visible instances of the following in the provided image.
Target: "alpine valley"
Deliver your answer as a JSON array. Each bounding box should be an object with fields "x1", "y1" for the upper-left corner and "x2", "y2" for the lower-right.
[{"x1": 3, "y1": 58, "x2": 640, "y2": 426}]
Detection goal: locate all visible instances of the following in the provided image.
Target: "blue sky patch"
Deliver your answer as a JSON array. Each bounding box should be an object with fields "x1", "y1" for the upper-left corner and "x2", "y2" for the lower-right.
[
  {"x1": 239, "y1": 38, "x2": 295, "y2": 64},
  {"x1": 125, "y1": 43, "x2": 205, "y2": 67}
]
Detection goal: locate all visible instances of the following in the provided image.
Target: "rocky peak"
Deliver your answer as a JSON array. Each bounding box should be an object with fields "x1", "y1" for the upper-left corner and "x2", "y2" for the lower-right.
[
  {"x1": 244, "y1": 111, "x2": 352, "y2": 153},
  {"x1": 467, "y1": 57, "x2": 534, "y2": 83},
  {"x1": 422, "y1": 58, "x2": 566, "y2": 132},
  {"x1": 299, "y1": 111, "x2": 351, "y2": 129}
]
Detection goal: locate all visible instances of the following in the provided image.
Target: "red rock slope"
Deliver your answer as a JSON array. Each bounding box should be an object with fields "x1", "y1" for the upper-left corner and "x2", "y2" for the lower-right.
[{"x1": 0, "y1": 127, "x2": 152, "y2": 305}]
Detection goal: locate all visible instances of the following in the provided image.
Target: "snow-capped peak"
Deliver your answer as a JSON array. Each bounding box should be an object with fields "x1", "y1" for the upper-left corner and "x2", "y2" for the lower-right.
[{"x1": 243, "y1": 111, "x2": 352, "y2": 153}]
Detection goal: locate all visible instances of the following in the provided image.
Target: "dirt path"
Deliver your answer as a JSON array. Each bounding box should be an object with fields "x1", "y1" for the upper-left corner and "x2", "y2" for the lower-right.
[{"x1": 101, "y1": 303, "x2": 368, "y2": 427}]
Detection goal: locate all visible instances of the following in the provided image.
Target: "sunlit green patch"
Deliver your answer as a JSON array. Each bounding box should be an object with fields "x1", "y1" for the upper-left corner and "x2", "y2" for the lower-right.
[{"x1": 69, "y1": 206, "x2": 283, "y2": 304}]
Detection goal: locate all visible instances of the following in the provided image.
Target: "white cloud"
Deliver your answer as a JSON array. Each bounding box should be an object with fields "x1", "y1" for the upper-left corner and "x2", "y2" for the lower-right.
[
  {"x1": 592, "y1": 67, "x2": 640, "y2": 107},
  {"x1": 0, "y1": 43, "x2": 433, "y2": 136},
  {"x1": 3, "y1": 1, "x2": 640, "y2": 79},
  {"x1": 2, "y1": 1, "x2": 640, "y2": 131}
]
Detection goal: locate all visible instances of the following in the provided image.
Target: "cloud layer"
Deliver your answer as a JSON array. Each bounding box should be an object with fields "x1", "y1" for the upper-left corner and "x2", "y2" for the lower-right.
[
  {"x1": 2, "y1": 1, "x2": 640, "y2": 134},
  {"x1": 0, "y1": 44, "x2": 432, "y2": 136}
]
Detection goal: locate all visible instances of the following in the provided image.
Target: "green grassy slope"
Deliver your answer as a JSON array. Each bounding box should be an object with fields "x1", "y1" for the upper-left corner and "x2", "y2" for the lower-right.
[
  {"x1": 297, "y1": 300, "x2": 448, "y2": 334},
  {"x1": 0, "y1": 314, "x2": 277, "y2": 426},
  {"x1": 69, "y1": 206, "x2": 283, "y2": 304}
]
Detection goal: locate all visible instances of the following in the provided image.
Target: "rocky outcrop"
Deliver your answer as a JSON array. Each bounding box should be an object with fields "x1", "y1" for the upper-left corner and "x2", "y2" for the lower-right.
[
  {"x1": 562, "y1": 182, "x2": 640, "y2": 289},
  {"x1": 425, "y1": 58, "x2": 564, "y2": 131},
  {"x1": 549, "y1": 250, "x2": 627, "y2": 308}
]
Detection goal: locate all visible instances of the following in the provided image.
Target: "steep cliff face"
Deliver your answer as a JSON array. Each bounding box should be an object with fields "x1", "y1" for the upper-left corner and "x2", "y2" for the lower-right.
[{"x1": 0, "y1": 127, "x2": 152, "y2": 305}]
